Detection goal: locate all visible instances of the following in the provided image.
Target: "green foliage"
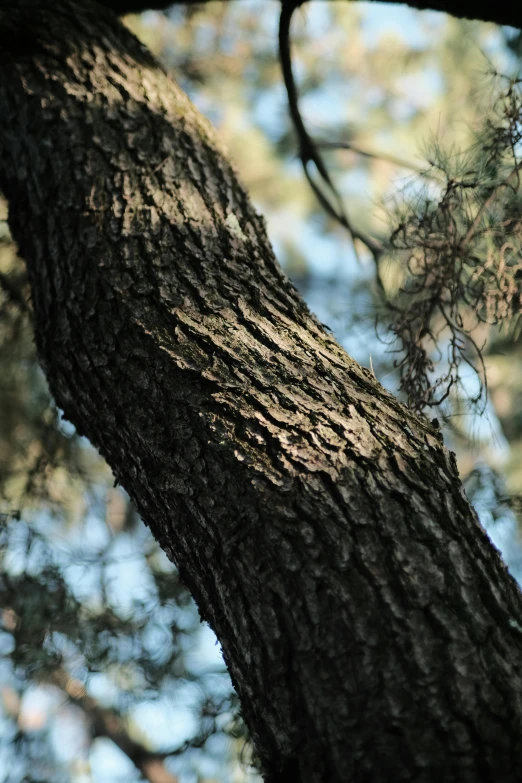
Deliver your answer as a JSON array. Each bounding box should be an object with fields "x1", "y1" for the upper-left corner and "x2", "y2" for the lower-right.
[{"x1": 381, "y1": 76, "x2": 522, "y2": 412}]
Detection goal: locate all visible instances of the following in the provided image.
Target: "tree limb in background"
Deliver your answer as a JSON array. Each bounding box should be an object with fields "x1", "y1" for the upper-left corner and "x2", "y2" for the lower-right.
[
  {"x1": 100, "y1": 0, "x2": 522, "y2": 32},
  {"x1": 1, "y1": 665, "x2": 180, "y2": 783},
  {"x1": 0, "y1": 518, "x2": 232, "y2": 783},
  {"x1": 49, "y1": 670, "x2": 180, "y2": 783},
  {"x1": 278, "y1": 0, "x2": 384, "y2": 261}
]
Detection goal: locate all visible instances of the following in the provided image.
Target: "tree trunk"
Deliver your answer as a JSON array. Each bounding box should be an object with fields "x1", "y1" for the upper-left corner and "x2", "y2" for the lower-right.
[{"x1": 2, "y1": 2, "x2": 522, "y2": 781}]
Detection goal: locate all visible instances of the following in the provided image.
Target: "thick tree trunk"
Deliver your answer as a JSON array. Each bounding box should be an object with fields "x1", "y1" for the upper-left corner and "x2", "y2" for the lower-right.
[{"x1": 2, "y1": 2, "x2": 522, "y2": 781}]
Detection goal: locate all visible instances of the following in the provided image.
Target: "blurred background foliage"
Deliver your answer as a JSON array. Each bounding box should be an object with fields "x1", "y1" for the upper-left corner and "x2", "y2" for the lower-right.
[{"x1": 2, "y1": 1, "x2": 522, "y2": 781}]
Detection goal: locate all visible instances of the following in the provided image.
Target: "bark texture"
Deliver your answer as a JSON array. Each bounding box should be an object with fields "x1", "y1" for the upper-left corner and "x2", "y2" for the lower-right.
[{"x1": 2, "y1": 2, "x2": 522, "y2": 781}]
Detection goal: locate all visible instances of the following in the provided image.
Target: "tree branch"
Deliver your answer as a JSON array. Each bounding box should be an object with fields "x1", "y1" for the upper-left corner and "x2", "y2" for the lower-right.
[
  {"x1": 100, "y1": 0, "x2": 522, "y2": 32},
  {"x1": 49, "y1": 671, "x2": 179, "y2": 783},
  {"x1": 278, "y1": 0, "x2": 384, "y2": 260}
]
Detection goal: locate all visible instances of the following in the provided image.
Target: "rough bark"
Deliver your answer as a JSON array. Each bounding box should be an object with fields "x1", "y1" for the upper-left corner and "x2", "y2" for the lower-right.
[{"x1": 2, "y1": 2, "x2": 522, "y2": 781}]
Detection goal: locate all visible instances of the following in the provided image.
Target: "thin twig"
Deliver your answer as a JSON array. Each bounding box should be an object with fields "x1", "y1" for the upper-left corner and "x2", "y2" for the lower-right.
[
  {"x1": 461, "y1": 160, "x2": 522, "y2": 248},
  {"x1": 278, "y1": 0, "x2": 383, "y2": 261},
  {"x1": 316, "y1": 140, "x2": 424, "y2": 172}
]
